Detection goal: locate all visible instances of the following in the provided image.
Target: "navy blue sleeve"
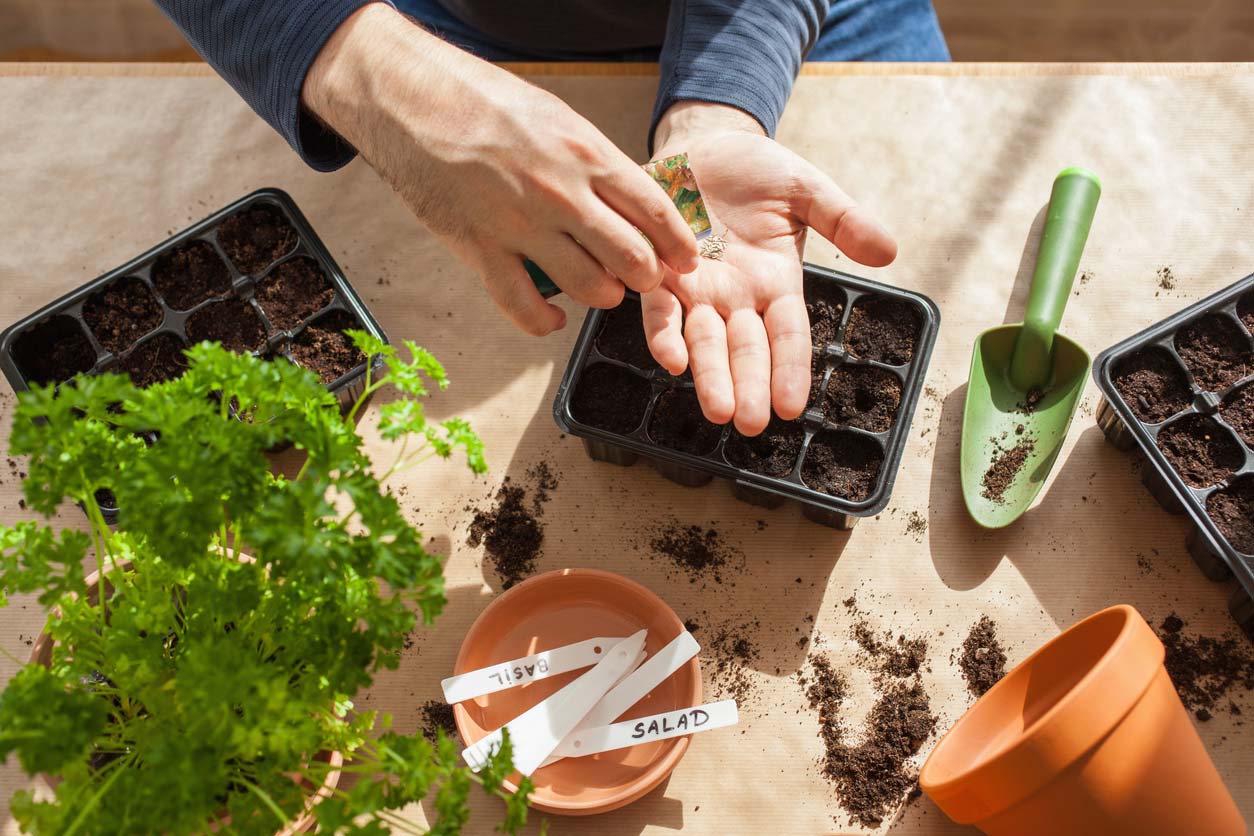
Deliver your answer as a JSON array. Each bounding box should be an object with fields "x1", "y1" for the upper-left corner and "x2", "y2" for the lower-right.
[
  {"x1": 152, "y1": 0, "x2": 394, "y2": 172},
  {"x1": 653, "y1": 0, "x2": 828, "y2": 147}
]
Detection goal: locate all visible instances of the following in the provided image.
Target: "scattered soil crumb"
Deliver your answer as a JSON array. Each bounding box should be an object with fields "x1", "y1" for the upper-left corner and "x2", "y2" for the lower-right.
[
  {"x1": 1157, "y1": 266, "x2": 1177, "y2": 291},
  {"x1": 904, "y1": 511, "x2": 927, "y2": 542},
  {"x1": 649, "y1": 520, "x2": 742, "y2": 584},
  {"x1": 419, "y1": 700, "x2": 458, "y2": 744},
  {"x1": 706, "y1": 622, "x2": 763, "y2": 706},
  {"x1": 852, "y1": 622, "x2": 929, "y2": 679},
  {"x1": 959, "y1": 616, "x2": 1007, "y2": 697},
  {"x1": 468, "y1": 465, "x2": 559, "y2": 589},
  {"x1": 1158, "y1": 614, "x2": 1254, "y2": 722},
  {"x1": 981, "y1": 437, "x2": 1036, "y2": 504}
]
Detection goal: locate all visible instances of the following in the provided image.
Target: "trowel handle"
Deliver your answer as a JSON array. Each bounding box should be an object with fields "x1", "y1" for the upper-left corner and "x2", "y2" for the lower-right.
[
  {"x1": 1010, "y1": 167, "x2": 1102, "y2": 391},
  {"x1": 525, "y1": 259, "x2": 562, "y2": 299}
]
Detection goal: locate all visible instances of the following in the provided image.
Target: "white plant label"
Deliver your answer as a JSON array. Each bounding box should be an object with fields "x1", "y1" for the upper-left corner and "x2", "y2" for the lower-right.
[
  {"x1": 549, "y1": 699, "x2": 739, "y2": 759},
  {"x1": 441, "y1": 636, "x2": 628, "y2": 704}
]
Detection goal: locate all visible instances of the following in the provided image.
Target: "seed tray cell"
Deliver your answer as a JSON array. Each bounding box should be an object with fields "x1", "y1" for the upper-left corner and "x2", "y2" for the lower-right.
[
  {"x1": 1094, "y1": 271, "x2": 1254, "y2": 639},
  {"x1": 553, "y1": 264, "x2": 940, "y2": 529}
]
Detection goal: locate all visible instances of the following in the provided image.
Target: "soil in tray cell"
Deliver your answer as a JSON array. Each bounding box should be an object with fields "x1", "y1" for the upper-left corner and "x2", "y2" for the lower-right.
[
  {"x1": 255, "y1": 257, "x2": 335, "y2": 331},
  {"x1": 13, "y1": 315, "x2": 96, "y2": 384},
  {"x1": 117, "y1": 333, "x2": 188, "y2": 389},
  {"x1": 1112, "y1": 346, "x2": 1193, "y2": 424},
  {"x1": 152, "y1": 240, "x2": 231, "y2": 311},
  {"x1": 290, "y1": 310, "x2": 366, "y2": 384},
  {"x1": 1156, "y1": 414, "x2": 1244, "y2": 488},
  {"x1": 1206, "y1": 475, "x2": 1254, "y2": 555},
  {"x1": 807, "y1": 352, "x2": 827, "y2": 409},
  {"x1": 594, "y1": 300, "x2": 659, "y2": 370},
  {"x1": 1175, "y1": 313, "x2": 1253, "y2": 392},
  {"x1": 844, "y1": 295, "x2": 921, "y2": 366},
  {"x1": 217, "y1": 203, "x2": 298, "y2": 276},
  {"x1": 1239, "y1": 292, "x2": 1254, "y2": 335},
  {"x1": 186, "y1": 298, "x2": 267, "y2": 355},
  {"x1": 647, "y1": 388, "x2": 722, "y2": 456},
  {"x1": 570, "y1": 363, "x2": 653, "y2": 435},
  {"x1": 82, "y1": 276, "x2": 163, "y2": 355},
  {"x1": 725, "y1": 415, "x2": 805, "y2": 477},
  {"x1": 801, "y1": 429, "x2": 883, "y2": 501},
  {"x1": 804, "y1": 277, "x2": 845, "y2": 348},
  {"x1": 823, "y1": 364, "x2": 902, "y2": 432},
  {"x1": 1220, "y1": 382, "x2": 1254, "y2": 448}
]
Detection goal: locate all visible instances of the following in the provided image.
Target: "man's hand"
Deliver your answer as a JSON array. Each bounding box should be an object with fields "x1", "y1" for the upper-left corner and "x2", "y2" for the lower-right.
[
  {"x1": 647, "y1": 103, "x2": 897, "y2": 436},
  {"x1": 303, "y1": 3, "x2": 699, "y2": 335}
]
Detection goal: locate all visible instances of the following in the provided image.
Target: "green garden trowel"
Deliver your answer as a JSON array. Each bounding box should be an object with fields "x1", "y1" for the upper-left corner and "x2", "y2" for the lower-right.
[{"x1": 960, "y1": 167, "x2": 1101, "y2": 528}]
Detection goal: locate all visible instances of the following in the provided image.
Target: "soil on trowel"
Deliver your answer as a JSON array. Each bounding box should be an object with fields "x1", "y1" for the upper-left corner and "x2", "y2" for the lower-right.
[
  {"x1": 980, "y1": 436, "x2": 1036, "y2": 504},
  {"x1": 844, "y1": 295, "x2": 921, "y2": 366},
  {"x1": 801, "y1": 430, "x2": 883, "y2": 501},
  {"x1": 1158, "y1": 613, "x2": 1254, "y2": 721},
  {"x1": 805, "y1": 278, "x2": 846, "y2": 347},
  {"x1": 467, "y1": 463, "x2": 559, "y2": 589},
  {"x1": 725, "y1": 415, "x2": 805, "y2": 477},
  {"x1": 1175, "y1": 313, "x2": 1252, "y2": 392},
  {"x1": 418, "y1": 700, "x2": 458, "y2": 743},
  {"x1": 595, "y1": 299, "x2": 660, "y2": 370},
  {"x1": 647, "y1": 388, "x2": 722, "y2": 456},
  {"x1": 83, "y1": 276, "x2": 163, "y2": 354},
  {"x1": 959, "y1": 616, "x2": 1007, "y2": 697},
  {"x1": 648, "y1": 519, "x2": 742, "y2": 584},
  {"x1": 1206, "y1": 476, "x2": 1254, "y2": 555},
  {"x1": 118, "y1": 333, "x2": 188, "y2": 388},
  {"x1": 1220, "y1": 382, "x2": 1254, "y2": 448},
  {"x1": 13, "y1": 315, "x2": 96, "y2": 384},
  {"x1": 152, "y1": 240, "x2": 231, "y2": 311},
  {"x1": 217, "y1": 203, "x2": 298, "y2": 275},
  {"x1": 1112, "y1": 347, "x2": 1193, "y2": 424},
  {"x1": 570, "y1": 363, "x2": 653, "y2": 435},
  {"x1": 290, "y1": 310, "x2": 365, "y2": 383},
  {"x1": 1156, "y1": 414, "x2": 1243, "y2": 488},
  {"x1": 823, "y1": 364, "x2": 902, "y2": 432},
  {"x1": 255, "y1": 257, "x2": 335, "y2": 331}
]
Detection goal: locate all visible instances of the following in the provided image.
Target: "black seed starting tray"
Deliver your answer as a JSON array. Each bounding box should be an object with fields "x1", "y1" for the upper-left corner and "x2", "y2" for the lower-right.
[
  {"x1": 0, "y1": 188, "x2": 387, "y2": 522},
  {"x1": 553, "y1": 264, "x2": 940, "y2": 529},
  {"x1": 1094, "y1": 271, "x2": 1254, "y2": 639}
]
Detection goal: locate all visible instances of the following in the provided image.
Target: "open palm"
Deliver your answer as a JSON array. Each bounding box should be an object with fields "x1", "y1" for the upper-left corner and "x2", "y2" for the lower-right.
[{"x1": 642, "y1": 132, "x2": 897, "y2": 435}]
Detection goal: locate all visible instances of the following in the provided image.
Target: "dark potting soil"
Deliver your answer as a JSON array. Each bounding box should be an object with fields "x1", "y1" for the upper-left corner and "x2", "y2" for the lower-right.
[
  {"x1": 1239, "y1": 292, "x2": 1254, "y2": 335},
  {"x1": 980, "y1": 436, "x2": 1036, "y2": 504},
  {"x1": 725, "y1": 415, "x2": 805, "y2": 477},
  {"x1": 290, "y1": 310, "x2": 365, "y2": 383},
  {"x1": 649, "y1": 519, "x2": 742, "y2": 584},
  {"x1": 255, "y1": 257, "x2": 335, "y2": 331},
  {"x1": 1158, "y1": 613, "x2": 1254, "y2": 721},
  {"x1": 82, "y1": 276, "x2": 163, "y2": 355},
  {"x1": 808, "y1": 353, "x2": 827, "y2": 409},
  {"x1": 1206, "y1": 476, "x2": 1254, "y2": 555},
  {"x1": 1175, "y1": 313, "x2": 1253, "y2": 392},
  {"x1": 959, "y1": 616, "x2": 1007, "y2": 698},
  {"x1": 1220, "y1": 383, "x2": 1254, "y2": 448},
  {"x1": 152, "y1": 240, "x2": 231, "y2": 311},
  {"x1": 216, "y1": 204, "x2": 297, "y2": 275},
  {"x1": 805, "y1": 279, "x2": 846, "y2": 347},
  {"x1": 595, "y1": 300, "x2": 659, "y2": 370},
  {"x1": 419, "y1": 699, "x2": 459, "y2": 744},
  {"x1": 94, "y1": 488, "x2": 118, "y2": 511},
  {"x1": 801, "y1": 430, "x2": 883, "y2": 501},
  {"x1": 13, "y1": 315, "x2": 96, "y2": 384},
  {"x1": 118, "y1": 333, "x2": 188, "y2": 389},
  {"x1": 468, "y1": 464, "x2": 559, "y2": 589},
  {"x1": 844, "y1": 295, "x2": 920, "y2": 366},
  {"x1": 823, "y1": 364, "x2": 902, "y2": 432},
  {"x1": 852, "y1": 622, "x2": 928, "y2": 679},
  {"x1": 186, "y1": 297, "x2": 267, "y2": 355},
  {"x1": 570, "y1": 363, "x2": 652, "y2": 436},
  {"x1": 1156, "y1": 414, "x2": 1243, "y2": 488},
  {"x1": 647, "y1": 388, "x2": 722, "y2": 456},
  {"x1": 1112, "y1": 347, "x2": 1193, "y2": 424}
]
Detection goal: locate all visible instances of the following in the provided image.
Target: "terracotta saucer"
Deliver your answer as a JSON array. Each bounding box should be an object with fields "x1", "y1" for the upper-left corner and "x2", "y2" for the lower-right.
[{"x1": 452, "y1": 568, "x2": 701, "y2": 815}]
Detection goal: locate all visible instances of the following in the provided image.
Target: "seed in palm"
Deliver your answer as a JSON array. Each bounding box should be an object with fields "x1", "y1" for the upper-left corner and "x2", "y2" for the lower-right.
[{"x1": 699, "y1": 234, "x2": 728, "y2": 261}]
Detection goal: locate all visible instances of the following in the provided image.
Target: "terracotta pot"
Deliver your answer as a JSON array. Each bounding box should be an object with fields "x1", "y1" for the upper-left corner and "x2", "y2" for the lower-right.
[
  {"x1": 28, "y1": 561, "x2": 343, "y2": 836},
  {"x1": 920, "y1": 604, "x2": 1245, "y2": 836},
  {"x1": 453, "y1": 568, "x2": 701, "y2": 816}
]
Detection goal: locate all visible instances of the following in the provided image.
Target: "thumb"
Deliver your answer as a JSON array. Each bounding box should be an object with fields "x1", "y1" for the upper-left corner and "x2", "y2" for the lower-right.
[{"x1": 791, "y1": 158, "x2": 897, "y2": 268}]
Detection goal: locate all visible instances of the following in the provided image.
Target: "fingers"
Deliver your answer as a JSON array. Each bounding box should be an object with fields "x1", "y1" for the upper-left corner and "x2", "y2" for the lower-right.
[
  {"x1": 683, "y1": 305, "x2": 735, "y2": 425},
  {"x1": 792, "y1": 158, "x2": 898, "y2": 268},
  {"x1": 725, "y1": 309, "x2": 772, "y2": 436},
  {"x1": 478, "y1": 251, "x2": 567, "y2": 336},
  {"x1": 763, "y1": 292, "x2": 812, "y2": 420},
  {"x1": 530, "y1": 235, "x2": 625, "y2": 309},
  {"x1": 597, "y1": 166, "x2": 700, "y2": 277},
  {"x1": 641, "y1": 288, "x2": 687, "y2": 374},
  {"x1": 573, "y1": 204, "x2": 668, "y2": 294}
]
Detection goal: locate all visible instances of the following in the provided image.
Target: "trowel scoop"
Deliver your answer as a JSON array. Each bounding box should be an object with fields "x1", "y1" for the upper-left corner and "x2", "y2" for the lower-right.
[{"x1": 960, "y1": 168, "x2": 1101, "y2": 528}]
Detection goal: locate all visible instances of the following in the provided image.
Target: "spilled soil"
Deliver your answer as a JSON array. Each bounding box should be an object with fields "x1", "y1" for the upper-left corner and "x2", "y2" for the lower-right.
[
  {"x1": 958, "y1": 616, "x2": 1007, "y2": 697},
  {"x1": 419, "y1": 699, "x2": 459, "y2": 744},
  {"x1": 648, "y1": 519, "x2": 743, "y2": 584},
  {"x1": 467, "y1": 462, "x2": 559, "y2": 589},
  {"x1": 1158, "y1": 613, "x2": 1254, "y2": 722}
]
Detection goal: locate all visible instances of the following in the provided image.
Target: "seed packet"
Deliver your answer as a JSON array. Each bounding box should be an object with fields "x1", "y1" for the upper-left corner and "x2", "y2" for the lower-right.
[{"x1": 642, "y1": 153, "x2": 712, "y2": 239}]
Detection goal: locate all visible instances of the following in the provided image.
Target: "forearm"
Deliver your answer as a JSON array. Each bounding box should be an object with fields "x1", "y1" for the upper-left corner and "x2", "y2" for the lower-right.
[{"x1": 653, "y1": 102, "x2": 766, "y2": 159}]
